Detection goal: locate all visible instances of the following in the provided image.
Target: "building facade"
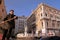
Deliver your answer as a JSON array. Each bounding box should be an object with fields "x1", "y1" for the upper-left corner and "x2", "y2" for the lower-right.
[
  {"x1": 15, "y1": 16, "x2": 27, "y2": 34},
  {"x1": 0, "y1": 0, "x2": 7, "y2": 20},
  {"x1": 0, "y1": 0, "x2": 7, "y2": 33},
  {"x1": 27, "y1": 12, "x2": 36, "y2": 34},
  {"x1": 27, "y1": 3, "x2": 60, "y2": 36}
]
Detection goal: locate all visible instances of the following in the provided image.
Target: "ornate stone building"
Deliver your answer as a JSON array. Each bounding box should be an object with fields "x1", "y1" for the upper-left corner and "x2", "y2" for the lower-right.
[
  {"x1": 0, "y1": 0, "x2": 7, "y2": 33},
  {"x1": 27, "y1": 3, "x2": 60, "y2": 36},
  {"x1": 0, "y1": 0, "x2": 7, "y2": 20},
  {"x1": 15, "y1": 16, "x2": 27, "y2": 34}
]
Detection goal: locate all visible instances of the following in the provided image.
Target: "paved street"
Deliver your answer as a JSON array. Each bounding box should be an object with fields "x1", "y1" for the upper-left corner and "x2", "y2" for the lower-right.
[{"x1": 15, "y1": 37, "x2": 40, "y2": 40}]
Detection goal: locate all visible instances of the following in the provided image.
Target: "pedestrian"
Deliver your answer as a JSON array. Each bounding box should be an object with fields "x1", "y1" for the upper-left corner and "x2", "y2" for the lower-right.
[{"x1": 1, "y1": 10, "x2": 18, "y2": 40}]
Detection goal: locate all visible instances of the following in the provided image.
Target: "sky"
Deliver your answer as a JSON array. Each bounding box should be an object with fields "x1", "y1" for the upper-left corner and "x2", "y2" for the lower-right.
[{"x1": 5, "y1": 0, "x2": 60, "y2": 16}]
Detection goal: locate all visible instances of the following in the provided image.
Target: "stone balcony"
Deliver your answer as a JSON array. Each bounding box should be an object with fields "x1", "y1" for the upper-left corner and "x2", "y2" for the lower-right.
[
  {"x1": 56, "y1": 19, "x2": 60, "y2": 21},
  {"x1": 46, "y1": 26, "x2": 60, "y2": 30},
  {"x1": 51, "y1": 18, "x2": 56, "y2": 20},
  {"x1": 40, "y1": 16, "x2": 50, "y2": 20}
]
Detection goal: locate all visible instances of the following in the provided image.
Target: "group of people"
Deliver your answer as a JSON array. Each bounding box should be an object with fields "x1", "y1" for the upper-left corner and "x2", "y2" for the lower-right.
[{"x1": 1, "y1": 10, "x2": 18, "y2": 40}]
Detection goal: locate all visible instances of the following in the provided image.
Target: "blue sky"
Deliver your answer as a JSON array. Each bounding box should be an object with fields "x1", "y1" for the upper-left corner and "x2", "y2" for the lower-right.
[{"x1": 5, "y1": 0, "x2": 60, "y2": 16}]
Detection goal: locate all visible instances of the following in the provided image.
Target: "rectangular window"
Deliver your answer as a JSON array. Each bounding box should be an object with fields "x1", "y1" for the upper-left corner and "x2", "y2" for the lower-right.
[
  {"x1": 42, "y1": 22, "x2": 43, "y2": 27},
  {"x1": 46, "y1": 22, "x2": 48, "y2": 27},
  {"x1": 52, "y1": 20, "x2": 55, "y2": 27},
  {"x1": 57, "y1": 21, "x2": 60, "y2": 27},
  {"x1": 45, "y1": 13, "x2": 47, "y2": 16},
  {"x1": 0, "y1": 0, "x2": 2, "y2": 4},
  {"x1": 52, "y1": 23, "x2": 55, "y2": 27},
  {"x1": 41, "y1": 13, "x2": 42, "y2": 16},
  {"x1": 50, "y1": 14, "x2": 53, "y2": 18},
  {"x1": 57, "y1": 23, "x2": 59, "y2": 27}
]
